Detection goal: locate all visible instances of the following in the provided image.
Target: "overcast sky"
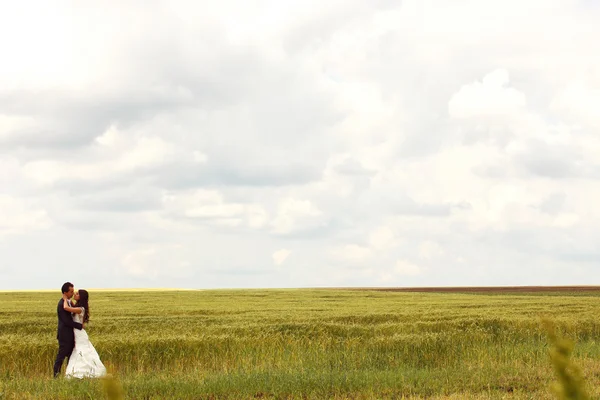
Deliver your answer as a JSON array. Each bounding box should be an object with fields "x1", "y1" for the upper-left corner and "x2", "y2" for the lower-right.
[{"x1": 1, "y1": 0, "x2": 599, "y2": 289}]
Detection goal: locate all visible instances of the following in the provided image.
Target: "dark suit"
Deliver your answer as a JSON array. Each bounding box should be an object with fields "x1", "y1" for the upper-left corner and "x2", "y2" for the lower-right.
[{"x1": 53, "y1": 298, "x2": 83, "y2": 377}]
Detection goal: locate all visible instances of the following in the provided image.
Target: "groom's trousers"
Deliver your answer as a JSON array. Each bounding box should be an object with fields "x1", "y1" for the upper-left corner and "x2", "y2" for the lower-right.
[{"x1": 53, "y1": 340, "x2": 75, "y2": 377}]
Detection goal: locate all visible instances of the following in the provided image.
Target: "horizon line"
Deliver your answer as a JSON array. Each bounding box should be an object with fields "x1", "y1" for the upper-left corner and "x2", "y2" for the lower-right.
[{"x1": 2, "y1": 285, "x2": 600, "y2": 292}]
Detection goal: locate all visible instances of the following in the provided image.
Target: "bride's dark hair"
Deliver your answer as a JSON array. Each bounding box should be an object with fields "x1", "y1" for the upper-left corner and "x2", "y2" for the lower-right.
[{"x1": 76, "y1": 289, "x2": 90, "y2": 323}]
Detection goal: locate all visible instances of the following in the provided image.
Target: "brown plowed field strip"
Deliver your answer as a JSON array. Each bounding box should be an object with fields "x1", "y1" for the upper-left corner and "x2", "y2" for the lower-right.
[{"x1": 328, "y1": 286, "x2": 600, "y2": 293}]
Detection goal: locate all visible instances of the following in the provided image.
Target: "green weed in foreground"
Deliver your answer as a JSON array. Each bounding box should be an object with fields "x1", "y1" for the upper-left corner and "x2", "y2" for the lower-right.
[
  {"x1": 102, "y1": 369, "x2": 124, "y2": 400},
  {"x1": 1, "y1": 289, "x2": 600, "y2": 399},
  {"x1": 543, "y1": 319, "x2": 590, "y2": 400}
]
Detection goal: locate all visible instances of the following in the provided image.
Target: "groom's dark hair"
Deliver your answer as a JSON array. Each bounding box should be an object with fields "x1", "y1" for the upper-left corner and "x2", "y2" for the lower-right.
[{"x1": 61, "y1": 282, "x2": 74, "y2": 294}]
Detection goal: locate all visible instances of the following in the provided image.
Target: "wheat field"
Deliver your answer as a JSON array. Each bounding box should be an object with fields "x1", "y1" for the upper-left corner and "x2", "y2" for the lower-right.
[{"x1": 0, "y1": 289, "x2": 599, "y2": 399}]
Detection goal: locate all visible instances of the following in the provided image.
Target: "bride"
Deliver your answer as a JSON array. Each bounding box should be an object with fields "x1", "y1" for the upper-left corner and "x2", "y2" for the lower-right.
[{"x1": 62, "y1": 289, "x2": 107, "y2": 378}]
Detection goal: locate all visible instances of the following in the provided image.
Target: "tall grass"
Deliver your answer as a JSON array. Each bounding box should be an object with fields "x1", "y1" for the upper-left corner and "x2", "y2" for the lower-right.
[{"x1": 2, "y1": 289, "x2": 600, "y2": 398}]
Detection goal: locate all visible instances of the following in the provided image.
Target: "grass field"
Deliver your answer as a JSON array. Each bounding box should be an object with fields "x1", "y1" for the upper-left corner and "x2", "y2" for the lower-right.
[{"x1": 0, "y1": 288, "x2": 599, "y2": 399}]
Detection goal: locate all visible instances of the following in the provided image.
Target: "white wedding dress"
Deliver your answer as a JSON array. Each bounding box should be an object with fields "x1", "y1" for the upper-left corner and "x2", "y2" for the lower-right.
[{"x1": 65, "y1": 307, "x2": 107, "y2": 379}]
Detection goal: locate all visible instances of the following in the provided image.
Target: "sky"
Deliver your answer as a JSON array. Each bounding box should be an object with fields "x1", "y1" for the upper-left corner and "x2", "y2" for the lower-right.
[{"x1": 1, "y1": 0, "x2": 599, "y2": 290}]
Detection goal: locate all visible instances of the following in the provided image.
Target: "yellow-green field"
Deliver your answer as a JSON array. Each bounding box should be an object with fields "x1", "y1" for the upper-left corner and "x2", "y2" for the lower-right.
[{"x1": 0, "y1": 289, "x2": 599, "y2": 399}]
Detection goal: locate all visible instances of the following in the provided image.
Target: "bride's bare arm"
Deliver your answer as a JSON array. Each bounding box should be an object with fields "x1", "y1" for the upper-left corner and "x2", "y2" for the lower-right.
[{"x1": 63, "y1": 300, "x2": 83, "y2": 314}]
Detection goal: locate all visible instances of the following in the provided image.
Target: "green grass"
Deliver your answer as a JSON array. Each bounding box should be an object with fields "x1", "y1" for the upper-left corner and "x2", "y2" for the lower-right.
[{"x1": 1, "y1": 289, "x2": 599, "y2": 399}]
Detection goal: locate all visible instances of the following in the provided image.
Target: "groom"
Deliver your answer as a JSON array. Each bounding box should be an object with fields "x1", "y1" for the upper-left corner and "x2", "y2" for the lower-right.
[{"x1": 53, "y1": 282, "x2": 83, "y2": 377}]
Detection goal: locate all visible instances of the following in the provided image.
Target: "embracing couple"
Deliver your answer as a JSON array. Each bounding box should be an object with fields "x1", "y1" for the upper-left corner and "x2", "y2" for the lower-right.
[{"x1": 53, "y1": 282, "x2": 107, "y2": 378}]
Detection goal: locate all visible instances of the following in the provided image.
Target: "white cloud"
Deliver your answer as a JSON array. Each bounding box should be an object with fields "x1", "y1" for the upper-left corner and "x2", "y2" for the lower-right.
[
  {"x1": 448, "y1": 69, "x2": 526, "y2": 120},
  {"x1": 330, "y1": 244, "x2": 371, "y2": 263},
  {"x1": 368, "y1": 226, "x2": 396, "y2": 251},
  {"x1": 0, "y1": 195, "x2": 51, "y2": 237},
  {"x1": 270, "y1": 198, "x2": 324, "y2": 235},
  {"x1": 120, "y1": 245, "x2": 192, "y2": 280},
  {"x1": 121, "y1": 248, "x2": 159, "y2": 278},
  {"x1": 551, "y1": 83, "x2": 600, "y2": 128},
  {"x1": 376, "y1": 260, "x2": 422, "y2": 284},
  {"x1": 394, "y1": 260, "x2": 422, "y2": 276},
  {"x1": 23, "y1": 130, "x2": 181, "y2": 186},
  {"x1": 418, "y1": 241, "x2": 444, "y2": 260},
  {"x1": 272, "y1": 249, "x2": 291, "y2": 266},
  {"x1": 95, "y1": 125, "x2": 120, "y2": 147},
  {"x1": 0, "y1": 115, "x2": 36, "y2": 141},
  {"x1": 162, "y1": 189, "x2": 269, "y2": 229}
]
